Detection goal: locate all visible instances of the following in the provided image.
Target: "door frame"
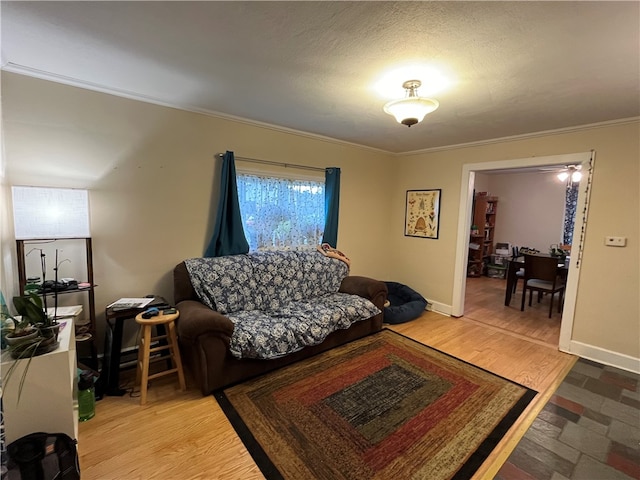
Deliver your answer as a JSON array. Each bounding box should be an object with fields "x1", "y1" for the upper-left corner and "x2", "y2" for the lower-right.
[{"x1": 451, "y1": 151, "x2": 594, "y2": 352}]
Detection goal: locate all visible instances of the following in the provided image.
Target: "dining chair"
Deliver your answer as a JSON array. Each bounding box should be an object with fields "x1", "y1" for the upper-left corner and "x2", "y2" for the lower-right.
[
  {"x1": 520, "y1": 254, "x2": 566, "y2": 318},
  {"x1": 513, "y1": 267, "x2": 524, "y2": 293}
]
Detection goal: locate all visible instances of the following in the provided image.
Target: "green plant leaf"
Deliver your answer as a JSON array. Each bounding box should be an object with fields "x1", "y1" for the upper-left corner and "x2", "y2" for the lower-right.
[
  {"x1": 28, "y1": 292, "x2": 44, "y2": 309},
  {"x1": 13, "y1": 295, "x2": 47, "y2": 325},
  {"x1": 3, "y1": 336, "x2": 46, "y2": 406}
]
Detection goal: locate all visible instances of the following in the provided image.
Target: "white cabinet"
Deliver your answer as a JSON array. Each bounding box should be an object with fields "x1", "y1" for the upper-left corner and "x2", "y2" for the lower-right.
[{"x1": 1, "y1": 318, "x2": 78, "y2": 443}]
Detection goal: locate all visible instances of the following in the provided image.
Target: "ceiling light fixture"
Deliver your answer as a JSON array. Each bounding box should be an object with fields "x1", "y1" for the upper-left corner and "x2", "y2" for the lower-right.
[{"x1": 383, "y1": 80, "x2": 439, "y2": 127}]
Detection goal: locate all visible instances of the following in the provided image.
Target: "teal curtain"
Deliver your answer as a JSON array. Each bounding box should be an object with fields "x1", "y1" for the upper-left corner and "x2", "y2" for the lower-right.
[
  {"x1": 322, "y1": 167, "x2": 341, "y2": 247},
  {"x1": 205, "y1": 151, "x2": 249, "y2": 257}
]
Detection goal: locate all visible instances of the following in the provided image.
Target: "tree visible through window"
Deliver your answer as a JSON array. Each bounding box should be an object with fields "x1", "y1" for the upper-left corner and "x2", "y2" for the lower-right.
[{"x1": 236, "y1": 173, "x2": 325, "y2": 251}]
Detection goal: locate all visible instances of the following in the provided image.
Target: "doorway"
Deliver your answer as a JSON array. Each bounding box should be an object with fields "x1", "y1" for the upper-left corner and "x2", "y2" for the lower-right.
[{"x1": 452, "y1": 152, "x2": 594, "y2": 353}]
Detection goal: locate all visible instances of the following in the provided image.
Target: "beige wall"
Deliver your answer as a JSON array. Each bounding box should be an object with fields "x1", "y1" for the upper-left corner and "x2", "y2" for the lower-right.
[
  {"x1": 473, "y1": 172, "x2": 490, "y2": 195},
  {"x1": 389, "y1": 121, "x2": 640, "y2": 360},
  {"x1": 1, "y1": 73, "x2": 393, "y2": 347},
  {"x1": 489, "y1": 172, "x2": 566, "y2": 253},
  {"x1": 2, "y1": 72, "x2": 639, "y2": 365},
  {"x1": 469, "y1": 171, "x2": 566, "y2": 253}
]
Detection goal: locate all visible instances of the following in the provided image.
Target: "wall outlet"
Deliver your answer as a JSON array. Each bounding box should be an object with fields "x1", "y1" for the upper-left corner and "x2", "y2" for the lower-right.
[{"x1": 605, "y1": 236, "x2": 627, "y2": 247}]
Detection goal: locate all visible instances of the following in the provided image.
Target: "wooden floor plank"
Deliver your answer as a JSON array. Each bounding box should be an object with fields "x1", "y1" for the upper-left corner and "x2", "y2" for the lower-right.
[
  {"x1": 78, "y1": 283, "x2": 575, "y2": 480},
  {"x1": 463, "y1": 276, "x2": 562, "y2": 346}
]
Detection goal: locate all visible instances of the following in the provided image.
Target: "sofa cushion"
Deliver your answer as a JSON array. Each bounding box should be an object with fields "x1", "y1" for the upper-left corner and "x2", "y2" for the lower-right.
[
  {"x1": 250, "y1": 250, "x2": 307, "y2": 309},
  {"x1": 299, "y1": 251, "x2": 349, "y2": 299},
  {"x1": 227, "y1": 293, "x2": 380, "y2": 359},
  {"x1": 185, "y1": 255, "x2": 258, "y2": 313},
  {"x1": 185, "y1": 249, "x2": 349, "y2": 314}
]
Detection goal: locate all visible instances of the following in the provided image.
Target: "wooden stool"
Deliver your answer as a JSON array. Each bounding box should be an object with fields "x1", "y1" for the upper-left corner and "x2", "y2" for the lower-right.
[{"x1": 134, "y1": 310, "x2": 186, "y2": 405}]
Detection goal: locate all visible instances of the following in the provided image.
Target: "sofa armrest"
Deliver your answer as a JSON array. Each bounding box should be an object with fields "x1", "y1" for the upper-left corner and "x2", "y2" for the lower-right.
[
  {"x1": 175, "y1": 299, "x2": 234, "y2": 343},
  {"x1": 339, "y1": 276, "x2": 388, "y2": 310},
  {"x1": 174, "y1": 261, "x2": 199, "y2": 304}
]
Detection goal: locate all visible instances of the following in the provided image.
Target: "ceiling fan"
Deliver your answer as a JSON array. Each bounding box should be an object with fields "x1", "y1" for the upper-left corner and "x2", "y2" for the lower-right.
[{"x1": 539, "y1": 164, "x2": 583, "y2": 184}]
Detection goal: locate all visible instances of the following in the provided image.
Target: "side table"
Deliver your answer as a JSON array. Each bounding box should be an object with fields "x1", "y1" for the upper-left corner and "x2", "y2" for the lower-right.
[{"x1": 101, "y1": 296, "x2": 170, "y2": 396}]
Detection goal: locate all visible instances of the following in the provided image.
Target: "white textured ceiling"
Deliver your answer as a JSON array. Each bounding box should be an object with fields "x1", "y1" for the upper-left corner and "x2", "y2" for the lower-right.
[{"x1": 2, "y1": 1, "x2": 639, "y2": 153}]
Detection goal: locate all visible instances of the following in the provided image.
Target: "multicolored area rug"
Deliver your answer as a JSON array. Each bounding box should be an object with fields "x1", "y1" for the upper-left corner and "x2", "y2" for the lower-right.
[{"x1": 215, "y1": 329, "x2": 537, "y2": 480}]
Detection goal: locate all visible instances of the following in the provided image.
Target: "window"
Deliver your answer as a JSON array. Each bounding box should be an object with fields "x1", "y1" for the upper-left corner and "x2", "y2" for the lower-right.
[{"x1": 236, "y1": 173, "x2": 325, "y2": 251}]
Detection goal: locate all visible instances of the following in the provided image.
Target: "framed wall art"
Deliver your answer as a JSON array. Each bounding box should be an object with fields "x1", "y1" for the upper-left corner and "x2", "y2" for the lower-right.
[{"x1": 405, "y1": 189, "x2": 441, "y2": 239}]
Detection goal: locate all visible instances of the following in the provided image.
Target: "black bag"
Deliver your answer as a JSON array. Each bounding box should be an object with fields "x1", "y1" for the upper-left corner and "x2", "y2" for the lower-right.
[{"x1": 5, "y1": 432, "x2": 80, "y2": 480}]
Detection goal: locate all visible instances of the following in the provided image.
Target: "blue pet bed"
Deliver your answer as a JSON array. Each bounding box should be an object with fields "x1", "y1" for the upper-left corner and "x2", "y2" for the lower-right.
[{"x1": 383, "y1": 281, "x2": 428, "y2": 324}]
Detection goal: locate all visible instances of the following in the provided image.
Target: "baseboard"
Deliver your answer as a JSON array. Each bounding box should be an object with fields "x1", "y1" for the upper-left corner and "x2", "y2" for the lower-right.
[
  {"x1": 426, "y1": 300, "x2": 452, "y2": 317},
  {"x1": 564, "y1": 340, "x2": 640, "y2": 374}
]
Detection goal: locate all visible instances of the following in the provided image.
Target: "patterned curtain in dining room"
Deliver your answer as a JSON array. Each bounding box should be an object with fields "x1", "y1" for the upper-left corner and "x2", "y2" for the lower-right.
[{"x1": 563, "y1": 182, "x2": 579, "y2": 245}]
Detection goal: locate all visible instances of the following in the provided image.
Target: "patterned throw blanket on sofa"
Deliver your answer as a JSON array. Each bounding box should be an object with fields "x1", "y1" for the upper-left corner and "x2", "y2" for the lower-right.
[{"x1": 185, "y1": 249, "x2": 380, "y2": 359}]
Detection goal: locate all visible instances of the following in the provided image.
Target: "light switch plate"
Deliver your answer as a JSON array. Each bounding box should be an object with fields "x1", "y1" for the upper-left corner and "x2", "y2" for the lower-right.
[{"x1": 605, "y1": 236, "x2": 627, "y2": 247}]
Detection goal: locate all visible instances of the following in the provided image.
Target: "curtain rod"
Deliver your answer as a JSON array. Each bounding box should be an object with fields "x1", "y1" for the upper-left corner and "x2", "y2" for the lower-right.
[{"x1": 215, "y1": 153, "x2": 325, "y2": 173}]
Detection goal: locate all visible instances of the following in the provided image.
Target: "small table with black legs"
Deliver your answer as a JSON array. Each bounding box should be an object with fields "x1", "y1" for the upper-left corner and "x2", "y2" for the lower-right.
[{"x1": 101, "y1": 296, "x2": 170, "y2": 396}]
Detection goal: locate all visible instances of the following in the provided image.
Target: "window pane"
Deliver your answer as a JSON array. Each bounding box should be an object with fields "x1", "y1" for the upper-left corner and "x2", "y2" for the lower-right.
[{"x1": 237, "y1": 174, "x2": 325, "y2": 251}]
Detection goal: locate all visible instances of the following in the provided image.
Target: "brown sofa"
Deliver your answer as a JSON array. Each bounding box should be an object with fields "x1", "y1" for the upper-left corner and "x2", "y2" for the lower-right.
[{"x1": 173, "y1": 259, "x2": 387, "y2": 395}]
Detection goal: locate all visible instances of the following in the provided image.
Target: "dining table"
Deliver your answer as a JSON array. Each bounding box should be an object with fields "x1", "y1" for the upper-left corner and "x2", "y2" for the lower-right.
[{"x1": 504, "y1": 255, "x2": 569, "y2": 306}]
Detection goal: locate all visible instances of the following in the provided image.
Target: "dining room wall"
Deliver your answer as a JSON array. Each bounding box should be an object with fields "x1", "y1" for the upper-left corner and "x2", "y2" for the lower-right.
[
  {"x1": 473, "y1": 172, "x2": 490, "y2": 194},
  {"x1": 487, "y1": 171, "x2": 566, "y2": 253}
]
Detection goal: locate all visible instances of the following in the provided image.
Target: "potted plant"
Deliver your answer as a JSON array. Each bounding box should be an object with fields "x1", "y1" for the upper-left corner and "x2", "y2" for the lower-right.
[
  {"x1": 549, "y1": 244, "x2": 567, "y2": 262},
  {"x1": 1, "y1": 292, "x2": 61, "y2": 403},
  {"x1": 2, "y1": 292, "x2": 60, "y2": 351},
  {"x1": 1, "y1": 294, "x2": 40, "y2": 347},
  {"x1": 15, "y1": 292, "x2": 61, "y2": 340},
  {"x1": 2, "y1": 319, "x2": 39, "y2": 346},
  {"x1": 1, "y1": 296, "x2": 38, "y2": 402}
]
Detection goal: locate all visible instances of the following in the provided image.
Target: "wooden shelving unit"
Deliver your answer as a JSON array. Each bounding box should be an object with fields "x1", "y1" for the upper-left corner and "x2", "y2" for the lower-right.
[
  {"x1": 468, "y1": 195, "x2": 498, "y2": 277},
  {"x1": 16, "y1": 237, "x2": 98, "y2": 369}
]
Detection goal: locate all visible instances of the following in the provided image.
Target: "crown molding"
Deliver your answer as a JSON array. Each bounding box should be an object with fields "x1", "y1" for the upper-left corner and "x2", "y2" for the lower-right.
[
  {"x1": 397, "y1": 117, "x2": 640, "y2": 157},
  {"x1": 1, "y1": 62, "x2": 388, "y2": 155},
  {"x1": 3, "y1": 62, "x2": 637, "y2": 158}
]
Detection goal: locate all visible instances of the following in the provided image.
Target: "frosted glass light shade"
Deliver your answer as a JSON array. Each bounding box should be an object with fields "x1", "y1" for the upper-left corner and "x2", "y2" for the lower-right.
[
  {"x1": 557, "y1": 169, "x2": 581, "y2": 184},
  {"x1": 12, "y1": 186, "x2": 91, "y2": 239},
  {"x1": 383, "y1": 97, "x2": 439, "y2": 126}
]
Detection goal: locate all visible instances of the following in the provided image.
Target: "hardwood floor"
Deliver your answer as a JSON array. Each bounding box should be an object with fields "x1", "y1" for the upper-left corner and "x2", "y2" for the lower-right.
[
  {"x1": 78, "y1": 304, "x2": 576, "y2": 479},
  {"x1": 463, "y1": 275, "x2": 563, "y2": 346}
]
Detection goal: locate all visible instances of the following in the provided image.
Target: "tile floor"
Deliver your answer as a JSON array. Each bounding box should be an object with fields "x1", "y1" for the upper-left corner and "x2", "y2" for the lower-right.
[{"x1": 496, "y1": 358, "x2": 640, "y2": 480}]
